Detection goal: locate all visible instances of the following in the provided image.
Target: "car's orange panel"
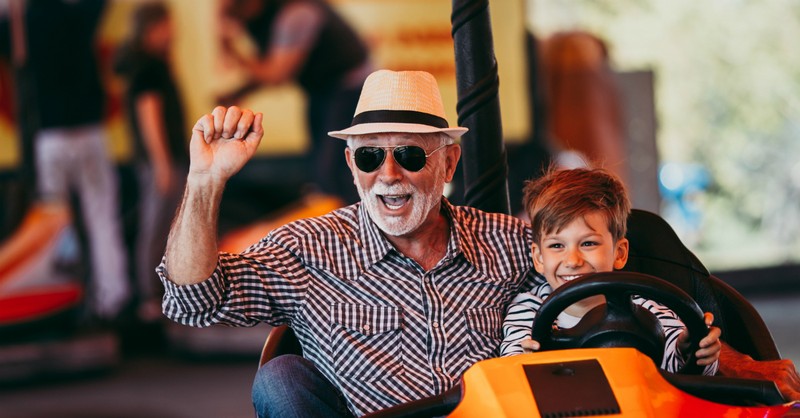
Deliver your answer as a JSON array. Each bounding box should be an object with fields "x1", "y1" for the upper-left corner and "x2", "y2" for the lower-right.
[{"x1": 450, "y1": 348, "x2": 794, "y2": 418}]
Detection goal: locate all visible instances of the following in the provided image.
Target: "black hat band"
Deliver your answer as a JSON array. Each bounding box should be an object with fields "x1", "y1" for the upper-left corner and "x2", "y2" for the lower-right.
[{"x1": 351, "y1": 110, "x2": 449, "y2": 129}]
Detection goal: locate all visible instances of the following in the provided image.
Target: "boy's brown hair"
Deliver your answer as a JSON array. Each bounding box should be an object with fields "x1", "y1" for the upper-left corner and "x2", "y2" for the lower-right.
[{"x1": 523, "y1": 166, "x2": 631, "y2": 244}]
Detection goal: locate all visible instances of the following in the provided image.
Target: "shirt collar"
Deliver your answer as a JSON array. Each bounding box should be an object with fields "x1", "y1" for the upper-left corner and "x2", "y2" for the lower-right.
[
  {"x1": 356, "y1": 202, "x2": 395, "y2": 269},
  {"x1": 442, "y1": 198, "x2": 483, "y2": 268}
]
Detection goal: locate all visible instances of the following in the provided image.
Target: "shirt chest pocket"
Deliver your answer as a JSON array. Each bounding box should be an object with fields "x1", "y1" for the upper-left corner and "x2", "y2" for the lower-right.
[
  {"x1": 465, "y1": 307, "x2": 503, "y2": 357},
  {"x1": 330, "y1": 303, "x2": 404, "y2": 381}
]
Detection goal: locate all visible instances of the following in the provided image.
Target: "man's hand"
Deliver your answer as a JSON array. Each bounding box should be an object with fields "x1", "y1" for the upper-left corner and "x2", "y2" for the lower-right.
[
  {"x1": 719, "y1": 342, "x2": 800, "y2": 402},
  {"x1": 677, "y1": 312, "x2": 722, "y2": 366},
  {"x1": 189, "y1": 106, "x2": 263, "y2": 184}
]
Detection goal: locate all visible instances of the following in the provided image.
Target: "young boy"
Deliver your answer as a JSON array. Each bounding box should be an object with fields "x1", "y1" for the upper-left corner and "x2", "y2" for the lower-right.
[{"x1": 501, "y1": 167, "x2": 721, "y2": 375}]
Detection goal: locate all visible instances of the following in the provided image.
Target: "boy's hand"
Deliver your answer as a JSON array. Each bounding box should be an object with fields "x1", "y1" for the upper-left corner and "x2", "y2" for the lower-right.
[
  {"x1": 520, "y1": 338, "x2": 541, "y2": 353},
  {"x1": 678, "y1": 312, "x2": 722, "y2": 366}
]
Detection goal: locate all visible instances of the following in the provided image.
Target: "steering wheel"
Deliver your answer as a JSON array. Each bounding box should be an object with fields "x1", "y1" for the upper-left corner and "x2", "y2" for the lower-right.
[{"x1": 529, "y1": 271, "x2": 708, "y2": 374}]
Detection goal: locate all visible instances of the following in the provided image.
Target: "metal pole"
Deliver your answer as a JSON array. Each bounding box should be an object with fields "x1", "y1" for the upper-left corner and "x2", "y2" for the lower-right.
[{"x1": 451, "y1": 0, "x2": 510, "y2": 215}]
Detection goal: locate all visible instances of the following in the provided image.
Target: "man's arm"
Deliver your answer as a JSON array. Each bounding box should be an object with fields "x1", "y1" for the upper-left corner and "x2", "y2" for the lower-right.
[
  {"x1": 163, "y1": 106, "x2": 263, "y2": 285},
  {"x1": 719, "y1": 341, "x2": 800, "y2": 401},
  {"x1": 163, "y1": 173, "x2": 225, "y2": 285}
]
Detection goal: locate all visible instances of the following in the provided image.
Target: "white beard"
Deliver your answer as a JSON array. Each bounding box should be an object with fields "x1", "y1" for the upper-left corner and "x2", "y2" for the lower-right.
[{"x1": 355, "y1": 172, "x2": 445, "y2": 237}]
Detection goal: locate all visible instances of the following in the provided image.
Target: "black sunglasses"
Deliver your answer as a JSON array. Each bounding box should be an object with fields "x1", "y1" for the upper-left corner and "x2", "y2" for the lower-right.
[{"x1": 352, "y1": 144, "x2": 449, "y2": 173}]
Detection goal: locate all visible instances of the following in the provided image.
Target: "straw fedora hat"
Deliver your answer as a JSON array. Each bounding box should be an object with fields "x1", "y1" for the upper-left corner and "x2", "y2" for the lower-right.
[{"x1": 328, "y1": 70, "x2": 468, "y2": 140}]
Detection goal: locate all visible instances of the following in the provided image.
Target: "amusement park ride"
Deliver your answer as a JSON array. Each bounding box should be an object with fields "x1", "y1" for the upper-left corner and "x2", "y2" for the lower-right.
[{"x1": 1, "y1": 1, "x2": 799, "y2": 417}]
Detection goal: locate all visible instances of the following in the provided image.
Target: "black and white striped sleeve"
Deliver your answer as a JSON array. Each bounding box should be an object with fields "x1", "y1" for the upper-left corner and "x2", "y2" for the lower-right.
[
  {"x1": 501, "y1": 284, "x2": 549, "y2": 356},
  {"x1": 635, "y1": 297, "x2": 719, "y2": 376}
]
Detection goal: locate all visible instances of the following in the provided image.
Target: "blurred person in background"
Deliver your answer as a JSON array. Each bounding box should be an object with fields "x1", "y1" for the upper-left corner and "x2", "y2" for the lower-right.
[
  {"x1": 25, "y1": 0, "x2": 130, "y2": 321},
  {"x1": 540, "y1": 30, "x2": 628, "y2": 185},
  {"x1": 114, "y1": 2, "x2": 188, "y2": 323},
  {"x1": 218, "y1": 0, "x2": 373, "y2": 205}
]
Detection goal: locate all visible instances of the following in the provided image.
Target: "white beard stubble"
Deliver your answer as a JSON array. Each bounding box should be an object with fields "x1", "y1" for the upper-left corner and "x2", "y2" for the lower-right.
[{"x1": 355, "y1": 167, "x2": 446, "y2": 237}]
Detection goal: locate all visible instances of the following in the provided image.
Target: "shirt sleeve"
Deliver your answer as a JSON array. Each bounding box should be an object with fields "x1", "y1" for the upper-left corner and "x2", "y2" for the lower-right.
[
  {"x1": 128, "y1": 61, "x2": 163, "y2": 96},
  {"x1": 634, "y1": 297, "x2": 719, "y2": 376},
  {"x1": 158, "y1": 257, "x2": 229, "y2": 326},
  {"x1": 271, "y1": 2, "x2": 324, "y2": 49},
  {"x1": 157, "y1": 236, "x2": 310, "y2": 329},
  {"x1": 501, "y1": 283, "x2": 548, "y2": 356}
]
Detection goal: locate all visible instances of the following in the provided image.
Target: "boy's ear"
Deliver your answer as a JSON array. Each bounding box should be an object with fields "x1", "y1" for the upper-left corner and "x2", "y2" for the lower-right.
[
  {"x1": 531, "y1": 243, "x2": 545, "y2": 273},
  {"x1": 613, "y1": 237, "x2": 629, "y2": 270}
]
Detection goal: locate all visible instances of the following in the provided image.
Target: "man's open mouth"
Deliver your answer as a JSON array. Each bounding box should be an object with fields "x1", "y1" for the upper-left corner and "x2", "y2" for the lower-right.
[{"x1": 380, "y1": 194, "x2": 411, "y2": 210}]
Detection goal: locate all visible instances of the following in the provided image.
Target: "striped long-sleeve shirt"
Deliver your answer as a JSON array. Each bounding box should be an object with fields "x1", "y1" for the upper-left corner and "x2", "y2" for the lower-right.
[
  {"x1": 158, "y1": 198, "x2": 538, "y2": 416},
  {"x1": 500, "y1": 280, "x2": 718, "y2": 376}
]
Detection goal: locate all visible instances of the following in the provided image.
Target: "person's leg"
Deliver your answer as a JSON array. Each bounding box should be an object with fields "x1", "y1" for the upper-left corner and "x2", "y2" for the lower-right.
[
  {"x1": 135, "y1": 162, "x2": 187, "y2": 321},
  {"x1": 134, "y1": 163, "x2": 161, "y2": 319},
  {"x1": 34, "y1": 129, "x2": 72, "y2": 202},
  {"x1": 252, "y1": 354, "x2": 353, "y2": 418},
  {"x1": 73, "y1": 126, "x2": 131, "y2": 320}
]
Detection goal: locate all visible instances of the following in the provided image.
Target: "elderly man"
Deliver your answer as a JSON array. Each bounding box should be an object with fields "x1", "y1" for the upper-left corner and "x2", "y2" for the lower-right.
[{"x1": 158, "y1": 70, "x2": 536, "y2": 417}]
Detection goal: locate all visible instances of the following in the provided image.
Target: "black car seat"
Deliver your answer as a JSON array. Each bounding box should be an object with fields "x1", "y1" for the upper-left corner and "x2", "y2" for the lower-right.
[
  {"x1": 622, "y1": 209, "x2": 781, "y2": 361},
  {"x1": 258, "y1": 323, "x2": 302, "y2": 367}
]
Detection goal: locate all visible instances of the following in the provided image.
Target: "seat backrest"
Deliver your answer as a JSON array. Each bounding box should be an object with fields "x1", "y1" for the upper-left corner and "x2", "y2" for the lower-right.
[
  {"x1": 622, "y1": 209, "x2": 780, "y2": 361},
  {"x1": 258, "y1": 324, "x2": 302, "y2": 367},
  {"x1": 705, "y1": 275, "x2": 781, "y2": 361}
]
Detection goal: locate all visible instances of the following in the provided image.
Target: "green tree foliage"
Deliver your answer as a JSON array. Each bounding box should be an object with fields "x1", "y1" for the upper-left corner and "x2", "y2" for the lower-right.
[{"x1": 529, "y1": 0, "x2": 800, "y2": 268}]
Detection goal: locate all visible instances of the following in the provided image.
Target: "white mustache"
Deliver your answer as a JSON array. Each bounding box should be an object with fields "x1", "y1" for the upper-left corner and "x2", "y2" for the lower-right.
[{"x1": 370, "y1": 183, "x2": 416, "y2": 196}]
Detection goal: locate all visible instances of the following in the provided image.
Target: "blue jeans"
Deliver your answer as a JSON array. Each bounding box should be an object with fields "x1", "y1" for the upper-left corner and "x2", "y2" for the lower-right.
[{"x1": 252, "y1": 355, "x2": 353, "y2": 418}]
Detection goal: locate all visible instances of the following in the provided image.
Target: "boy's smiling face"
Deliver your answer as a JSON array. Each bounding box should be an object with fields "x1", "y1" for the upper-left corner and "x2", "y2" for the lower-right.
[{"x1": 532, "y1": 211, "x2": 629, "y2": 291}]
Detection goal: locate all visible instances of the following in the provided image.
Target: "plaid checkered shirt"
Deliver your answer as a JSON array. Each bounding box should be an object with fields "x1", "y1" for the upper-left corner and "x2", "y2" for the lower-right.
[{"x1": 158, "y1": 198, "x2": 538, "y2": 416}]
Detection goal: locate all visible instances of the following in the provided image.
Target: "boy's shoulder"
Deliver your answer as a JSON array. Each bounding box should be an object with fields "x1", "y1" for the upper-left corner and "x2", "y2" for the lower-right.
[{"x1": 517, "y1": 278, "x2": 553, "y2": 300}]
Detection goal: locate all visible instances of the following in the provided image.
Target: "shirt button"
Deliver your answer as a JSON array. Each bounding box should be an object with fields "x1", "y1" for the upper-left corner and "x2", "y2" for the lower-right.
[
  {"x1": 435, "y1": 367, "x2": 442, "y2": 372},
  {"x1": 432, "y1": 321, "x2": 439, "y2": 328},
  {"x1": 362, "y1": 324, "x2": 371, "y2": 332}
]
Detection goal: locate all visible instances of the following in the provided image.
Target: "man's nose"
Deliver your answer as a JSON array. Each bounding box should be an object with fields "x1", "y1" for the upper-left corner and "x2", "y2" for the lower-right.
[{"x1": 377, "y1": 150, "x2": 403, "y2": 182}]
